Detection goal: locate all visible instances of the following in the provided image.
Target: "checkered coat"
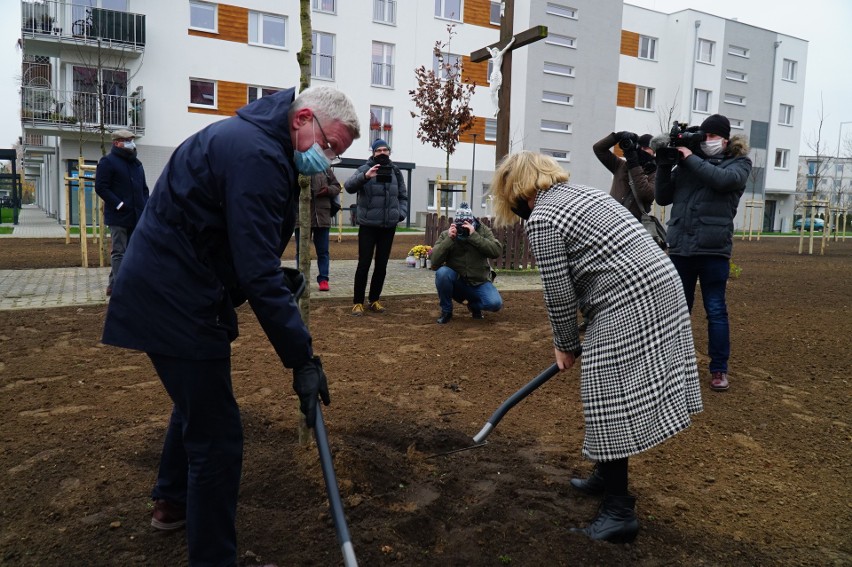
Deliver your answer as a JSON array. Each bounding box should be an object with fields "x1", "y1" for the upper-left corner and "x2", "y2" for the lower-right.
[{"x1": 526, "y1": 182, "x2": 702, "y2": 461}]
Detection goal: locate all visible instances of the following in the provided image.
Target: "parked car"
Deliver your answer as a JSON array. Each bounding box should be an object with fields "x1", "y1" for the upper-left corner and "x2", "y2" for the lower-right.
[{"x1": 794, "y1": 217, "x2": 825, "y2": 231}]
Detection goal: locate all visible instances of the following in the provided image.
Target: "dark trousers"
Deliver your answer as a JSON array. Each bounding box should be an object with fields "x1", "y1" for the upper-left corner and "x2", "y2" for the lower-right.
[
  {"x1": 353, "y1": 225, "x2": 396, "y2": 304},
  {"x1": 108, "y1": 225, "x2": 132, "y2": 287},
  {"x1": 148, "y1": 353, "x2": 243, "y2": 567},
  {"x1": 669, "y1": 255, "x2": 731, "y2": 373}
]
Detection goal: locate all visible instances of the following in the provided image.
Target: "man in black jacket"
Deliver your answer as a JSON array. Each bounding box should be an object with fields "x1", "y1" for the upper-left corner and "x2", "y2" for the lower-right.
[{"x1": 95, "y1": 129, "x2": 149, "y2": 295}]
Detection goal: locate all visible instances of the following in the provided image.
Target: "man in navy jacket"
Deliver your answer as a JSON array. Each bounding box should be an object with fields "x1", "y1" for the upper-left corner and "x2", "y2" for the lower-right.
[
  {"x1": 101, "y1": 86, "x2": 359, "y2": 566},
  {"x1": 95, "y1": 129, "x2": 149, "y2": 295}
]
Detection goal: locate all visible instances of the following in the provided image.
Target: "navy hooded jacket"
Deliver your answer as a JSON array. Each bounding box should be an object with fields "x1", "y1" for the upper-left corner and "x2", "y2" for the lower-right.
[{"x1": 101, "y1": 88, "x2": 312, "y2": 368}]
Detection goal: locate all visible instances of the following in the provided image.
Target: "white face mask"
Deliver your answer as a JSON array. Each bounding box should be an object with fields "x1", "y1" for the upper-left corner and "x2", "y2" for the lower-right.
[
  {"x1": 700, "y1": 138, "x2": 724, "y2": 156},
  {"x1": 122, "y1": 140, "x2": 136, "y2": 150}
]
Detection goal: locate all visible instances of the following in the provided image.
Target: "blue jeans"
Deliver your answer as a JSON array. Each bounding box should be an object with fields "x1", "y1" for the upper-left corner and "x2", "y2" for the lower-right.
[
  {"x1": 669, "y1": 255, "x2": 730, "y2": 373},
  {"x1": 295, "y1": 227, "x2": 331, "y2": 283},
  {"x1": 148, "y1": 353, "x2": 243, "y2": 567},
  {"x1": 434, "y1": 266, "x2": 503, "y2": 314}
]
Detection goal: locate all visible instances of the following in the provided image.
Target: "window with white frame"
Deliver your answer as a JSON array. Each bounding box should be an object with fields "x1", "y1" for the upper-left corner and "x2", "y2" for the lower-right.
[
  {"x1": 697, "y1": 39, "x2": 715, "y2": 63},
  {"x1": 724, "y1": 93, "x2": 746, "y2": 106},
  {"x1": 489, "y1": 1, "x2": 500, "y2": 24},
  {"x1": 693, "y1": 89, "x2": 711, "y2": 113},
  {"x1": 782, "y1": 59, "x2": 797, "y2": 81},
  {"x1": 311, "y1": 31, "x2": 335, "y2": 80},
  {"x1": 248, "y1": 12, "x2": 286, "y2": 48},
  {"x1": 542, "y1": 90, "x2": 572, "y2": 105},
  {"x1": 190, "y1": 1, "x2": 216, "y2": 31},
  {"x1": 247, "y1": 85, "x2": 279, "y2": 104},
  {"x1": 371, "y1": 42, "x2": 395, "y2": 87},
  {"x1": 728, "y1": 44, "x2": 749, "y2": 58},
  {"x1": 312, "y1": 0, "x2": 335, "y2": 14},
  {"x1": 433, "y1": 52, "x2": 461, "y2": 81},
  {"x1": 373, "y1": 0, "x2": 396, "y2": 24},
  {"x1": 774, "y1": 148, "x2": 789, "y2": 169},
  {"x1": 730, "y1": 118, "x2": 744, "y2": 130},
  {"x1": 546, "y1": 3, "x2": 577, "y2": 19},
  {"x1": 427, "y1": 180, "x2": 459, "y2": 211},
  {"x1": 726, "y1": 69, "x2": 747, "y2": 82},
  {"x1": 541, "y1": 119, "x2": 571, "y2": 133},
  {"x1": 435, "y1": 0, "x2": 461, "y2": 21},
  {"x1": 836, "y1": 164, "x2": 843, "y2": 176},
  {"x1": 779, "y1": 104, "x2": 794, "y2": 125},
  {"x1": 542, "y1": 148, "x2": 570, "y2": 162},
  {"x1": 190, "y1": 78, "x2": 215, "y2": 107},
  {"x1": 546, "y1": 33, "x2": 576, "y2": 49},
  {"x1": 543, "y1": 62, "x2": 574, "y2": 77},
  {"x1": 639, "y1": 35, "x2": 657, "y2": 60},
  {"x1": 484, "y1": 118, "x2": 497, "y2": 141},
  {"x1": 480, "y1": 184, "x2": 491, "y2": 210},
  {"x1": 368, "y1": 106, "x2": 393, "y2": 147},
  {"x1": 635, "y1": 86, "x2": 654, "y2": 110}
]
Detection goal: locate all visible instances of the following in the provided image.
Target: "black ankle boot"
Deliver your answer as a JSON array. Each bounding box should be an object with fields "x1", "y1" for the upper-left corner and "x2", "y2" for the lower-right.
[
  {"x1": 571, "y1": 494, "x2": 639, "y2": 543},
  {"x1": 570, "y1": 465, "x2": 605, "y2": 496}
]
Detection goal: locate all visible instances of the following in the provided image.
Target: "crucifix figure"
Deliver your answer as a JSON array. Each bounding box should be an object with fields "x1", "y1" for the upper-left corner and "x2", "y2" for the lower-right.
[{"x1": 470, "y1": 0, "x2": 548, "y2": 164}]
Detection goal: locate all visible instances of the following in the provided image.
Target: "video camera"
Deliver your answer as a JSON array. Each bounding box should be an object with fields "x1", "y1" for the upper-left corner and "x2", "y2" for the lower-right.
[{"x1": 656, "y1": 121, "x2": 706, "y2": 166}]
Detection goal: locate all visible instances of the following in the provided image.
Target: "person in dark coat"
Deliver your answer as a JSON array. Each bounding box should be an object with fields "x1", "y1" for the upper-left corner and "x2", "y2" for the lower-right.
[
  {"x1": 489, "y1": 150, "x2": 701, "y2": 544},
  {"x1": 295, "y1": 168, "x2": 342, "y2": 291},
  {"x1": 655, "y1": 113, "x2": 752, "y2": 393},
  {"x1": 592, "y1": 131, "x2": 657, "y2": 220},
  {"x1": 95, "y1": 128, "x2": 149, "y2": 295},
  {"x1": 100, "y1": 86, "x2": 359, "y2": 566},
  {"x1": 344, "y1": 138, "x2": 408, "y2": 316}
]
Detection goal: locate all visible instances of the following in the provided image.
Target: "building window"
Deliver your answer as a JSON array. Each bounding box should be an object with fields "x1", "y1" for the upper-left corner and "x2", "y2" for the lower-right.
[
  {"x1": 427, "y1": 180, "x2": 460, "y2": 211},
  {"x1": 724, "y1": 93, "x2": 746, "y2": 106},
  {"x1": 312, "y1": 31, "x2": 335, "y2": 80},
  {"x1": 542, "y1": 149, "x2": 570, "y2": 162},
  {"x1": 782, "y1": 59, "x2": 797, "y2": 81},
  {"x1": 726, "y1": 69, "x2": 747, "y2": 82},
  {"x1": 543, "y1": 62, "x2": 574, "y2": 77},
  {"x1": 374, "y1": 0, "x2": 396, "y2": 24},
  {"x1": 541, "y1": 119, "x2": 571, "y2": 134},
  {"x1": 489, "y1": 1, "x2": 500, "y2": 24},
  {"x1": 693, "y1": 89, "x2": 711, "y2": 113},
  {"x1": 248, "y1": 12, "x2": 286, "y2": 48},
  {"x1": 312, "y1": 0, "x2": 336, "y2": 14},
  {"x1": 190, "y1": 1, "x2": 216, "y2": 31},
  {"x1": 730, "y1": 118, "x2": 744, "y2": 130},
  {"x1": 484, "y1": 118, "x2": 497, "y2": 141},
  {"x1": 635, "y1": 86, "x2": 654, "y2": 110},
  {"x1": 697, "y1": 39, "x2": 715, "y2": 63},
  {"x1": 480, "y1": 184, "x2": 491, "y2": 209},
  {"x1": 779, "y1": 104, "x2": 794, "y2": 126},
  {"x1": 433, "y1": 52, "x2": 461, "y2": 81},
  {"x1": 435, "y1": 0, "x2": 462, "y2": 21},
  {"x1": 371, "y1": 42, "x2": 395, "y2": 87},
  {"x1": 247, "y1": 86, "x2": 279, "y2": 104},
  {"x1": 775, "y1": 149, "x2": 789, "y2": 169},
  {"x1": 639, "y1": 35, "x2": 657, "y2": 60},
  {"x1": 542, "y1": 90, "x2": 572, "y2": 105},
  {"x1": 546, "y1": 33, "x2": 576, "y2": 49},
  {"x1": 369, "y1": 106, "x2": 393, "y2": 147},
  {"x1": 728, "y1": 44, "x2": 749, "y2": 58},
  {"x1": 546, "y1": 3, "x2": 577, "y2": 19},
  {"x1": 190, "y1": 79, "x2": 215, "y2": 107}
]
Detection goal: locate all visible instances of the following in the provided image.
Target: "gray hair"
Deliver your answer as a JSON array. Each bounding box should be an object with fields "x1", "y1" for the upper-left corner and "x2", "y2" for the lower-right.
[{"x1": 292, "y1": 86, "x2": 360, "y2": 139}]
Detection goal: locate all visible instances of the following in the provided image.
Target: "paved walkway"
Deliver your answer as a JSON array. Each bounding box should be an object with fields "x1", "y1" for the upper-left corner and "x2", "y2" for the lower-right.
[{"x1": 1, "y1": 205, "x2": 542, "y2": 311}]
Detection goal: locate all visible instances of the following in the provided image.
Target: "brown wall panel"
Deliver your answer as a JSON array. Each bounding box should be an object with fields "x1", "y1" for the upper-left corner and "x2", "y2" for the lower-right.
[
  {"x1": 617, "y1": 82, "x2": 635, "y2": 108},
  {"x1": 464, "y1": 0, "x2": 499, "y2": 28},
  {"x1": 188, "y1": 4, "x2": 248, "y2": 44},
  {"x1": 459, "y1": 116, "x2": 495, "y2": 146},
  {"x1": 621, "y1": 30, "x2": 639, "y2": 57},
  {"x1": 188, "y1": 80, "x2": 246, "y2": 116},
  {"x1": 462, "y1": 56, "x2": 488, "y2": 86}
]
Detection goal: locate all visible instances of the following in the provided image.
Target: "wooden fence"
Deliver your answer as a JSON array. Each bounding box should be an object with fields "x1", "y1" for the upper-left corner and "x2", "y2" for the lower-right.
[{"x1": 424, "y1": 213, "x2": 536, "y2": 270}]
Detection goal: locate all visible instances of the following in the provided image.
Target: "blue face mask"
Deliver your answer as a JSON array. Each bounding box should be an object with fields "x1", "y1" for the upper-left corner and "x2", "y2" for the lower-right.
[{"x1": 294, "y1": 142, "x2": 331, "y2": 174}]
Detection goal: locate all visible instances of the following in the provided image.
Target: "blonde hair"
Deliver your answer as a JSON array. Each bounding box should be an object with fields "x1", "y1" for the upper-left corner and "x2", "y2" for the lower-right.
[{"x1": 490, "y1": 151, "x2": 570, "y2": 226}]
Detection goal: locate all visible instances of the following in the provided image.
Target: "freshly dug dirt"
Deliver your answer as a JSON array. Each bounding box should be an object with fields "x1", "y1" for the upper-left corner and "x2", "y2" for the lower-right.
[{"x1": 1, "y1": 237, "x2": 850, "y2": 566}]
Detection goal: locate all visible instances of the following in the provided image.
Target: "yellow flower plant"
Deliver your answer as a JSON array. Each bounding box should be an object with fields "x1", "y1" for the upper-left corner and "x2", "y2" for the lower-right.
[{"x1": 408, "y1": 245, "x2": 432, "y2": 259}]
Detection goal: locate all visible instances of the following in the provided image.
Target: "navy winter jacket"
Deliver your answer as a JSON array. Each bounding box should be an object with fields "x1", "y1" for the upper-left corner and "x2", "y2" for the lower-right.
[
  {"x1": 95, "y1": 147, "x2": 149, "y2": 228},
  {"x1": 102, "y1": 88, "x2": 312, "y2": 368}
]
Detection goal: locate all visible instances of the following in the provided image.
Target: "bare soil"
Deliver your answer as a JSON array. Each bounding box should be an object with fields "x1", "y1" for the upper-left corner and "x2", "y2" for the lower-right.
[{"x1": 1, "y1": 236, "x2": 850, "y2": 566}]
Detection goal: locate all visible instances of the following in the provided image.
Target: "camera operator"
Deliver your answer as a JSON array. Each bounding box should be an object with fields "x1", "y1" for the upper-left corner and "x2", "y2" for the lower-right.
[
  {"x1": 593, "y1": 131, "x2": 657, "y2": 220},
  {"x1": 655, "y1": 113, "x2": 752, "y2": 393},
  {"x1": 430, "y1": 202, "x2": 503, "y2": 324}
]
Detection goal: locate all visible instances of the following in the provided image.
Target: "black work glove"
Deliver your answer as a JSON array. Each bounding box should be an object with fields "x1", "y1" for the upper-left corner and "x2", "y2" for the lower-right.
[
  {"x1": 642, "y1": 161, "x2": 657, "y2": 175},
  {"x1": 292, "y1": 356, "x2": 330, "y2": 427},
  {"x1": 281, "y1": 267, "x2": 306, "y2": 301},
  {"x1": 623, "y1": 147, "x2": 639, "y2": 168}
]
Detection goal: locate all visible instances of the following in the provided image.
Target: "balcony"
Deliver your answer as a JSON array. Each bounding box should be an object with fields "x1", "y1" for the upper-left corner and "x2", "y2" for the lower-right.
[
  {"x1": 22, "y1": 0, "x2": 145, "y2": 57},
  {"x1": 21, "y1": 85, "x2": 145, "y2": 139}
]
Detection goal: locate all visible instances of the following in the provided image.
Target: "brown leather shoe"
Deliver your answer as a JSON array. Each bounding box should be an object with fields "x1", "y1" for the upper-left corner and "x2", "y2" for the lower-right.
[
  {"x1": 710, "y1": 372, "x2": 729, "y2": 392},
  {"x1": 151, "y1": 499, "x2": 186, "y2": 531}
]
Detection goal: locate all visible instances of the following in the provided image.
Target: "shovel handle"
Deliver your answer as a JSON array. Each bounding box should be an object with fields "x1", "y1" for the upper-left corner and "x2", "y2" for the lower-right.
[
  {"x1": 314, "y1": 405, "x2": 358, "y2": 567},
  {"x1": 472, "y1": 363, "x2": 561, "y2": 444}
]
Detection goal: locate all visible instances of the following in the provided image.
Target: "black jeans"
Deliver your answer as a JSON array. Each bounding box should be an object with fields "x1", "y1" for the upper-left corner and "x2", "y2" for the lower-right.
[{"x1": 353, "y1": 225, "x2": 396, "y2": 304}]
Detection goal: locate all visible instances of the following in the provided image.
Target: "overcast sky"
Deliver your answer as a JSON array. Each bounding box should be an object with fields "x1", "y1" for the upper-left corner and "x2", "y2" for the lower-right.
[{"x1": 1, "y1": 2, "x2": 849, "y2": 157}]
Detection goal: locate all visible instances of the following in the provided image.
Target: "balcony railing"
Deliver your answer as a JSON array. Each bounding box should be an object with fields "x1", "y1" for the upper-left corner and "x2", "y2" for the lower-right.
[
  {"x1": 21, "y1": 86, "x2": 145, "y2": 134},
  {"x1": 22, "y1": 0, "x2": 146, "y2": 49}
]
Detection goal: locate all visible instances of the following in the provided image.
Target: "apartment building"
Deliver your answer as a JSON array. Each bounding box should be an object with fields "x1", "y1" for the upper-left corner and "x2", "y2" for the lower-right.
[{"x1": 18, "y1": 1, "x2": 807, "y2": 232}]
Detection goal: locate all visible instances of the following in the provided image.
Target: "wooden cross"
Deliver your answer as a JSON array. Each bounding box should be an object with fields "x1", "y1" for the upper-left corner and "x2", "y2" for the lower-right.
[{"x1": 470, "y1": 0, "x2": 548, "y2": 165}]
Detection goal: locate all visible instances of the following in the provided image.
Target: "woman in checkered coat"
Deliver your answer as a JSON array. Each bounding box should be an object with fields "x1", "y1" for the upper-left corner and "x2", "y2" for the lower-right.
[{"x1": 490, "y1": 151, "x2": 702, "y2": 544}]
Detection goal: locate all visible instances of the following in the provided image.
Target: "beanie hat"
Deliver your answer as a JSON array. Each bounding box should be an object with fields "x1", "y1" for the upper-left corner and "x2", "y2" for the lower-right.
[
  {"x1": 371, "y1": 139, "x2": 389, "y2": 152},
  {"x1": 637, "y1": 134, "x2": 653, "y2": 149},
  {"x1": 454, "y1": 202, "x2": 475, "y2": 224},
  {"x1": 700, "y1": 114, "x2": 731, "y2": 139}
]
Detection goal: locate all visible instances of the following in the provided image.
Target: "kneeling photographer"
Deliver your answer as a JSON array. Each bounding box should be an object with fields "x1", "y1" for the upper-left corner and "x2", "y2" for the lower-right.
[
  {"x1": 655, "y1": 113, "x2": 752, "y2": 394},
  {"x1": 593, "y1": 130, "x2": 658, "y2": 220}
]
